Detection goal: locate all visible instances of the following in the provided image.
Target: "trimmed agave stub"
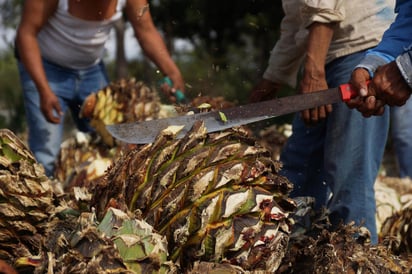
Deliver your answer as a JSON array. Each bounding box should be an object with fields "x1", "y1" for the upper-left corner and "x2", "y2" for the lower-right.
[
  {"x1": 92, "y1": 121, "x2": 296, "y2": 272},
  {"x1": 0, "y1": 129, "x2": 54, "y2": 264}
]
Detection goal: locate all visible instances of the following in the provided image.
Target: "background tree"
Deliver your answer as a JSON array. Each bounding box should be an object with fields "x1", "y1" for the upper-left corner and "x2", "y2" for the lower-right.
[
  {"x1": 148, "y1": 0, "x2": 285, "y2": 103},
  {"x1": 0, "y1": 0, "x2": 24, "y2": 132},
  {"x1": 152, "y1": 0, "x2": 283, "y2": 68}
]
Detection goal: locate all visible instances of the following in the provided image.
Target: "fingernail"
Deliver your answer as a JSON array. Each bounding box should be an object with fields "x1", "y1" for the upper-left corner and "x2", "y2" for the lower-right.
[{"x1": 360, "y1": 88, "x2": 367, "y2": 97}]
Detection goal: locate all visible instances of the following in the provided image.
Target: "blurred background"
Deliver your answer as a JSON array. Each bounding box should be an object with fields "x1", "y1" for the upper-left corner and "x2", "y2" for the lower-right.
[{"x1": 0, "y1": 0, "x2": 296, "y2": 136}]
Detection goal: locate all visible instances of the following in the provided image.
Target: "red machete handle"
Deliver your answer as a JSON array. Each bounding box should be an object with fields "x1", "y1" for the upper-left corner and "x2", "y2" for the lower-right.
[{"x1": 339, "y1": 80, "x2": 370, "y2": 102}]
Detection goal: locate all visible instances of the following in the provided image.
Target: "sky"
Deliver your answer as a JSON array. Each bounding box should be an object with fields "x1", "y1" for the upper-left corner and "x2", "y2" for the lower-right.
[
  {"x1": 105, "y1": 26, "x2": 141, "y2": 61},
  {"x1": 0, "y1": 24, "x2": 140, "y2": 60},
  {"x1": 0, "y1": 25, "x2": 192, "y2": 61},
  {"x1": 0, "y1": 27, "x2": 14, "y2": 52}
]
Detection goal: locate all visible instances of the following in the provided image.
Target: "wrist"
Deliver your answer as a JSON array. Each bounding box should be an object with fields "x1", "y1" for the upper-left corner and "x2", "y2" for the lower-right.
[
  {"x1": 304, "y1": 56, "x2": 326, "y2": 81},
  {"x1": 303, "y1": 67, "x2": 326, "y2": 81},
  {"x1": 36, "y1": 84, "x2": 54, "y2": 98},
  {"x1": 355, "y1": 53, "x2": 393, "y2": 77}
]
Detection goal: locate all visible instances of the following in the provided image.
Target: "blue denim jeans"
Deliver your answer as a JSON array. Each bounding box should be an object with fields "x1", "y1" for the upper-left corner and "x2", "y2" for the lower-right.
[
  {"x1": 18, "y1": 59, "x2": 109, "y2": 177},
  {"x1": 390, "y1": 99, "x2": 412, "y2": 178},
  {"x1": 279, "y1": 51, "x2": 390, "y2": 244}
]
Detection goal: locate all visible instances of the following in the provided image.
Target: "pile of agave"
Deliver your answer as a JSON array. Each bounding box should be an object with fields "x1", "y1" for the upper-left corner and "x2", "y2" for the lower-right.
[
  {"x1": 0, "y1": 78, "x2": 412, "y2": 273},
  {"x1": 0, "y1": 125, "x2": 295, "y2": 272}
]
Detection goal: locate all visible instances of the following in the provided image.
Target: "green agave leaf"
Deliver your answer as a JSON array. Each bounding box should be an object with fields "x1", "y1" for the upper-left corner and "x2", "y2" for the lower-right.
[
  {"x1": 202, "y1": 232, "x2": 216, "y2": 259},
  {"x1": 0, "y1": 129, "x2": 36, "y2": 164},
  {"x1": 114, "y1": 235, "x2": 147, "y2": 260},
  {"x1": 97, "y1": 207, "x2": 128, "y2": 237},
  {"x1": 98, "y1": 208, "x2": 169, "y2": 273},
  {"x1": 1, "y1": 144, "x2": 23, "y2": 163}
]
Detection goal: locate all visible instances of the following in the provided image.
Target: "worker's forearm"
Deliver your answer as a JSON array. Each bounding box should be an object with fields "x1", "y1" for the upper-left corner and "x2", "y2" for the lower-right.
[
  {"x1": 138, "y1": 30, "x2": 180, "y2": 77},
  {"x1": 16, "y1": 31, "x2": 52, "y2": 96},
  {"x1": 304, "y1": 22, "x2": 334, "y2": 80}
]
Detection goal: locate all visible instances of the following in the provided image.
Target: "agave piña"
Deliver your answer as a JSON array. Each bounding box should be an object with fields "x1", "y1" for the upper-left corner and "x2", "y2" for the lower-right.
[{"x1": 91, "y1": 121, "x2": 296, "y2": 272}]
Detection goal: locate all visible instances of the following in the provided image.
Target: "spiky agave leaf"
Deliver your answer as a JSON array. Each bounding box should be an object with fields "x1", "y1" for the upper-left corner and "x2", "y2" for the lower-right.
[
  {"x1": 0, "y1": 129, "x2": 54, "y2": 266},
  {"x1": 92, "y1": 121, "x2": 295, "y2": 272}
]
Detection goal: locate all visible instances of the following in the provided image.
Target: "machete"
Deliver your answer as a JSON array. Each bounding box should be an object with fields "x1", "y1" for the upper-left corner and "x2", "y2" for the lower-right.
[{"x1": 106, "y1": 83, "x2": 357, "y2": 144}]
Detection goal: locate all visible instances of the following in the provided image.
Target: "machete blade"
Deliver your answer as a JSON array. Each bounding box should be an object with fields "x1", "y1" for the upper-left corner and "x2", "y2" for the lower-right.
[{"x1": 106, "y1": 86, "x2": 349, "y2": 144}]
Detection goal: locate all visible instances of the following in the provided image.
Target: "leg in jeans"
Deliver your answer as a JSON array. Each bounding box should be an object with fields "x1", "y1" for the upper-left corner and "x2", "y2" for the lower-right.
[
  {"x1": 390, "y1": 99, "x2": 412, "y2": 178},
  {"x1": 324, "y1": 51, "x2": 389, "y2": 244},
  {"x1": 280, "y1": 117, "x2": 329, "y2": 210},
  {"x1": 18, "y1": 59, "x2": 108, "y2": 177}
]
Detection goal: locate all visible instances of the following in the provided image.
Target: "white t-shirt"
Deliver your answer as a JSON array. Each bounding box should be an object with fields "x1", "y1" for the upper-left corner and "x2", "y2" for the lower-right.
[{"x1": 38, "y1": 0, "x2": 127, "y2": 69}]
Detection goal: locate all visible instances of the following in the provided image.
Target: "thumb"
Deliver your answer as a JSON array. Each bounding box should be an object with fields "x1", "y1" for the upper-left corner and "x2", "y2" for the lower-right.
[
  {"x1": 359, "y1": 82, "x2": 368, "y2": 97},
  {"x1": 351, "y1": 68, "x2": 371, "y2": 97},
  {"x1": 54, "y1": 101, "x2": 63, "y2": 117}
]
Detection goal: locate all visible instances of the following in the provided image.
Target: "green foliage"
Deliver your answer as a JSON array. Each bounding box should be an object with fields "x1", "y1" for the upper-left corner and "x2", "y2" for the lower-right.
[
  {"x1": 109, "y1": 0, "x2": 288, "y2": 105},
  {"x1": 107, "y1": 47, "x2": 260, "y2": 105},
  {"x1": 147, "y1": 0, "x2": 287, "y2": 106},
  {"x1": 0, "y1": 51, "x2": 25, "y2": 133},
  {"x1": 151, "y1": 0, "x2": 283, "y2": 69},
  {"x1": 0, "y1": 0, "x2": 22, "y2": 28}
]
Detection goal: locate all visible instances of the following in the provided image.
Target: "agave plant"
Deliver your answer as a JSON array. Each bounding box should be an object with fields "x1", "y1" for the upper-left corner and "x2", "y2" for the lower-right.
[
  {"x1": 0, "y1": 129, "x2": 54, "y2": 265},
  {"x1": 91, "y1": 120, "x2": 296, "y2": 272},
  {"x1": 0, "y1": 129, "x2": 176, "y2": 273}
]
